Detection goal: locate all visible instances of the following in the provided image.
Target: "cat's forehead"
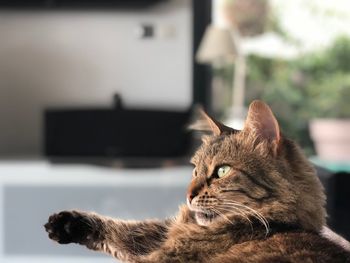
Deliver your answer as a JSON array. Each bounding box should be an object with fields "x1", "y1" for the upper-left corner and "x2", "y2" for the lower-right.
[{"x1": 191, "y1": 134, "x2": 236, "y2": 165}]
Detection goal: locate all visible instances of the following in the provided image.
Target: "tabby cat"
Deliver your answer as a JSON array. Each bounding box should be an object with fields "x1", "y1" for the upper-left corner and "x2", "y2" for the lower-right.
[{"x1": 45, "y1": 101, "x2": 350, "y2": 262}]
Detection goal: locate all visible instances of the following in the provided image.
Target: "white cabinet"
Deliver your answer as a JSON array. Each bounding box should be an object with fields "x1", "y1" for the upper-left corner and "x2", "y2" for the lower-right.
[{"x1": 0, "y1": 161, "x2": 191, "y2": 262}]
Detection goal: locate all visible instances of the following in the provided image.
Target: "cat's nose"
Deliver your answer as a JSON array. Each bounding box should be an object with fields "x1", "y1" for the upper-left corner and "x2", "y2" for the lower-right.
[
  {"x1": 187, "y1": 193, "x2": 196, "y2": 204},
  {"x1": 187, "y1": 180, "x2": 205, "y2": 204}
]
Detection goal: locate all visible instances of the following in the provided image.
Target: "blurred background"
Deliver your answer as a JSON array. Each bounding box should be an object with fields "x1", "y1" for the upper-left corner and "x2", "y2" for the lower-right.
[{"x1": 0, "y1": 0, "x2": 349, "y2": 262}]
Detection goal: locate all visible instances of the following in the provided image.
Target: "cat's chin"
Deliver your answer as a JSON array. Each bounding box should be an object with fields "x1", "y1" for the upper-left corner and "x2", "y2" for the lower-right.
[{"x1": 194, "y1": 211, "x2": 219, "y2": 226}]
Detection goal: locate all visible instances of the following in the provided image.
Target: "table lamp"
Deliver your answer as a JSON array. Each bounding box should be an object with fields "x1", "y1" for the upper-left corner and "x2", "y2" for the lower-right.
[{"x1": 196, "y1": 25, "x2": 247, "y2": 129}]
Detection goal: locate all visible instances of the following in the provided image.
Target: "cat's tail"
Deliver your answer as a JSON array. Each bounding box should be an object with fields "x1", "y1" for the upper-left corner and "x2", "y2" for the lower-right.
[{"x1": 322, "y1": 226, "x2": 350, "y2": 252}]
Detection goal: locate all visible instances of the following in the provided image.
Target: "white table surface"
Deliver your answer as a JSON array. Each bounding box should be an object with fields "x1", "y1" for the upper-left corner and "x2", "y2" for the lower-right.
[{"x1": 0, "y1": 159, "x2": 192, "y2": 263}]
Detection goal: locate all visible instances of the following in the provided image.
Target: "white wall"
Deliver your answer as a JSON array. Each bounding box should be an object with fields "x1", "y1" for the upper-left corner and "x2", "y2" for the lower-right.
[{"x1": 0, "y1": 0, "x2": 192, "y2": 156}]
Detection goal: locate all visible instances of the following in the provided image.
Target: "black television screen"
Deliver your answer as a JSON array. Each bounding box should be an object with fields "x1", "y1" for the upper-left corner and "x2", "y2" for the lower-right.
[{"x1": 44, "y1": 108, "x2": 192, "y2": 159}]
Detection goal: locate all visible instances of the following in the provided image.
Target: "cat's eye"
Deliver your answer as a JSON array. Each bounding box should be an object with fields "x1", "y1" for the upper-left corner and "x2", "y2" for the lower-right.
[{"x1": 217, "y1": 165, "x2": 231, "y2": 178}]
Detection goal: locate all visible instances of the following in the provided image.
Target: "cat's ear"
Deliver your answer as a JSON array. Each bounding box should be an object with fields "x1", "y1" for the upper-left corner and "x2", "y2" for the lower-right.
[
  {"x1": 244, "y1": 100, "x2": 280, "y2": 152},
  {"x1": 190, "y1": 107, "x2": 235, "y2": 136}
]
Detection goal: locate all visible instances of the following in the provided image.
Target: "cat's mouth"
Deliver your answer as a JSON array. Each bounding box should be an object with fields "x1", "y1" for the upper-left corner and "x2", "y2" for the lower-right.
[{"x1": 194, "y1": 210, "x2": 219, "y2": 226}]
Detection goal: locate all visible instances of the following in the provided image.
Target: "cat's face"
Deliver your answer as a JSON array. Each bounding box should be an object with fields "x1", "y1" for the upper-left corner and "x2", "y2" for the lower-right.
[
  {"x1": 188, "y1": 133, "x2": 275, "y2": 227},
  {"x1": 187, "y1": 101, "x2": 326, "y2": 231}
]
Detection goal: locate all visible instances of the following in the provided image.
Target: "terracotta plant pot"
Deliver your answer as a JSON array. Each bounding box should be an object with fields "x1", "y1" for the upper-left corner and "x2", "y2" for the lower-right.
[
  {"x1": 309, "y1": 119, "x2": 350, "y2": 161},
  {"x1": 223, "y1": 0, "x2": 269, "y2": 37}
]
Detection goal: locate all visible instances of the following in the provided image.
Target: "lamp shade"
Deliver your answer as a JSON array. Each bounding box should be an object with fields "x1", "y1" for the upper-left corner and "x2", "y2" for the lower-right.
[{"x1": 196, "y1": 25, "x2": 237, "y2": 64}]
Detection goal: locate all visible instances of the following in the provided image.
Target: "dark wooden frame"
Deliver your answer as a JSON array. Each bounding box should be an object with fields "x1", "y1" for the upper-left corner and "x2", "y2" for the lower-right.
[{"x1": 192, "y1": 0, "x2": 212, "y2": 112}]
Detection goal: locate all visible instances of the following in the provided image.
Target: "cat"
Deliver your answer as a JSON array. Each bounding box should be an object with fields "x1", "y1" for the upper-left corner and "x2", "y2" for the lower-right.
[{"x1": 45, "y1": 100, "x2": 350, "y2": 262}]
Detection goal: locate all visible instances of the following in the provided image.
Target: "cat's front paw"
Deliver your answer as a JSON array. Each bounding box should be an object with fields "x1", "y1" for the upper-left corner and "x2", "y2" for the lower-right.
[{"x1": 44, "y1": 211, "x2": 94, "y2": 244}]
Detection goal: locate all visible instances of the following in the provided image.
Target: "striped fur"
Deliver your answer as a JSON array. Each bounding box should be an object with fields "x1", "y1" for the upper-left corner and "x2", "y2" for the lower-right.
[{"x1": 45, "y1": 101, "x2": 350, "y2": 262}]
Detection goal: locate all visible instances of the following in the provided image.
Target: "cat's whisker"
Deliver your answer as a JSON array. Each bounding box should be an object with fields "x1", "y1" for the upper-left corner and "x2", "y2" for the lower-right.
[
  {"x1": 218, "y1": 206, "x2": 252, "y2": 223},
  {"x1": 214, "y1": 205, "x2": 254, "y2": 236},
  {"x1": 219, "y1": 200, "x2": 270, "y2": 235},
  {"x1": 214, "y1": 205, "x2": 253, "y2": 226},
  {"x1": 222, "y1": 202, "x2": 269, "y2": 232},
  {"x1": 220, "y1": 203, "x2": 267, "y2": 235},
  {"x1": 210, "y1": 207, "x2": 235, "y2": 226},
  {"x1": 215, "y1": 206, "x2": 249, "y2": 222},
  {"x1": 220, "y1": 200, "x2": 268, "y2": 225},
  {"x1": 225, "y1": 207, "x2": 269, "y2": 236}
]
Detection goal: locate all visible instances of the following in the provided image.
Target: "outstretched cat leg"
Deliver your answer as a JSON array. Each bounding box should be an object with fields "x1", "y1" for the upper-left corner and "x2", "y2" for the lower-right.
[{"x1": 44, "y1": 210, "x2": 168, "y2": 262}]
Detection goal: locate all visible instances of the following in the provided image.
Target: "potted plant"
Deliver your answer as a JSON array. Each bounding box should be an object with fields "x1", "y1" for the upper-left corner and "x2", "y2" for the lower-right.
[
  {"x1": 243, "y1": 36, "x2": 350, "y2": 160},
  {"x1": 307, "y1": 73, "x2": 350, "y2": 161},
  {"x1": 296, "y1": 37, "x2": 350, "y2": 161}
]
